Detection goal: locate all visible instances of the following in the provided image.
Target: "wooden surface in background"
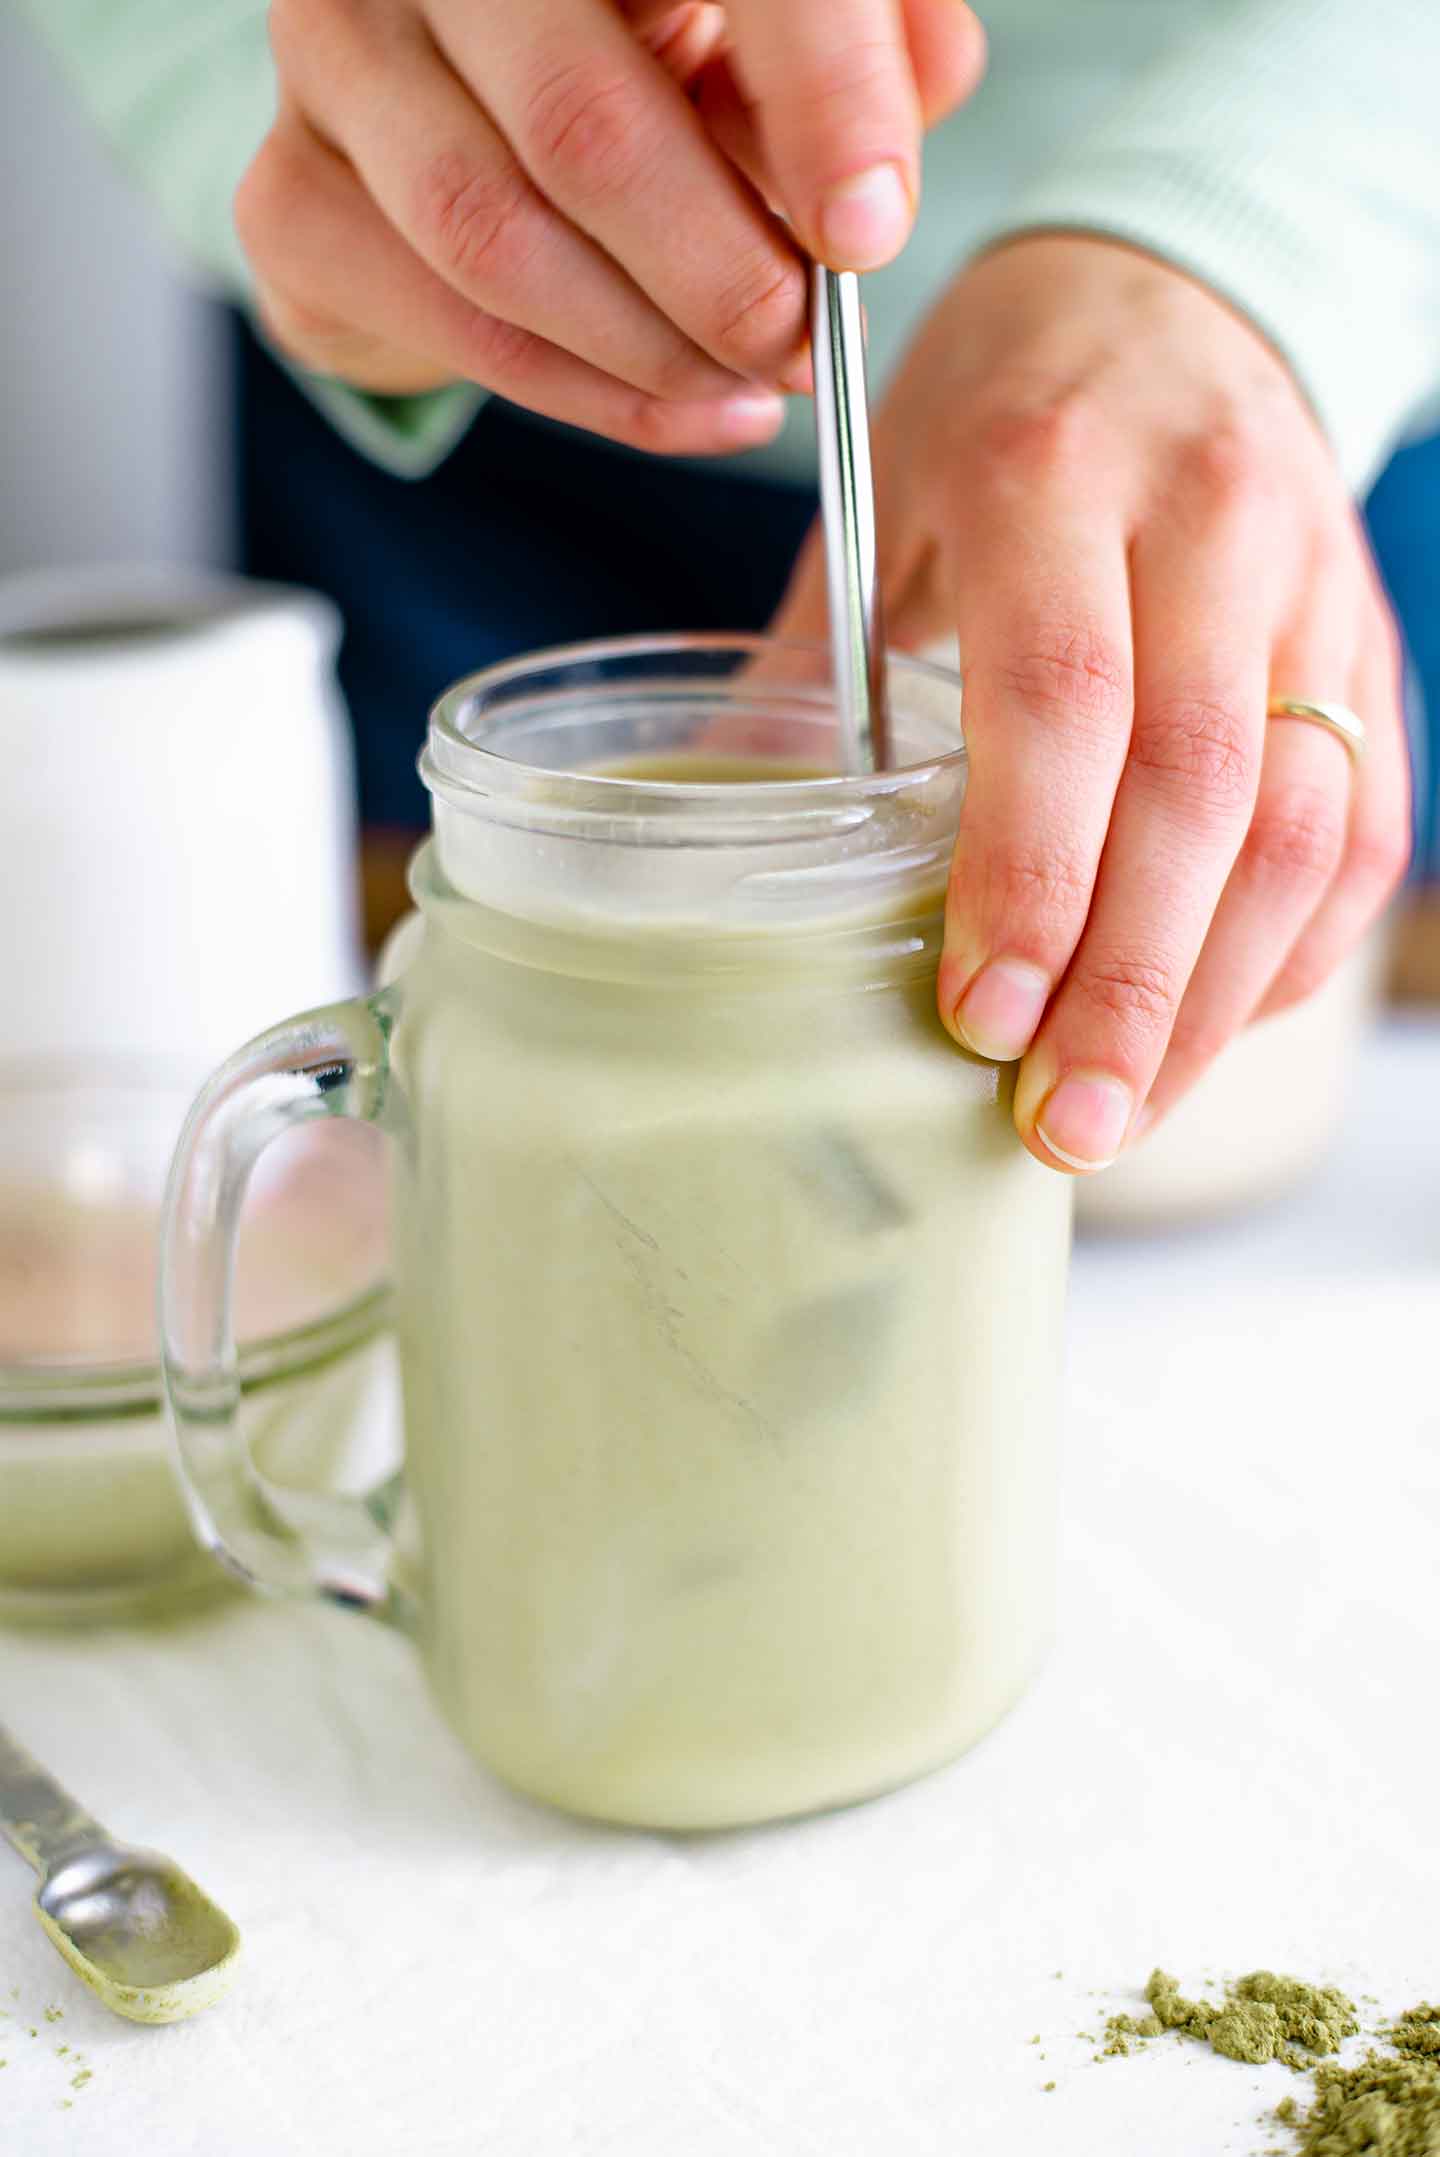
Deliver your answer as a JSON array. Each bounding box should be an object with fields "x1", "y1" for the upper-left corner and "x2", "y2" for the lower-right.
[
  {"x1": 361, "y1": 829, "x2": 421, "y2": 959},
  {"x1": 361, "y1": 831, "x2": 1440, "y2": 1003},
  {"x1": 1391, "y1": 888, "x2": 1440, "y2": 1003}
]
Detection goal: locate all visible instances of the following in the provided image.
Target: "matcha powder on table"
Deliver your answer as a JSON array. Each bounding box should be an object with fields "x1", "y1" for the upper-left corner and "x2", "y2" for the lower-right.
[
  {"x1": 1279, "y1": 2004, "x2": 1440, "y2": 2157},
  {"x1": 1095, "y1": 1975, "x2": 1440, "y2": 2154},
  {"x1": 1105, "y1": 1969, "x2": 1360, "y2": 2068}
]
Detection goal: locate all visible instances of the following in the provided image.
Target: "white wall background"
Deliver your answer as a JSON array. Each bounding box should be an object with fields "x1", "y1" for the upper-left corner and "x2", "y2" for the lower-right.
[{"x1": 0, "y1": 11, "x2": 230, "y2": 578}]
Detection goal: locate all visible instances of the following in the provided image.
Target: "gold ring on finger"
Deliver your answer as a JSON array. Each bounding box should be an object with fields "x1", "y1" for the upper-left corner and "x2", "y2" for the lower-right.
[{"x1": 1266, "y1": 697, "x2": 1367, "y2": 763}]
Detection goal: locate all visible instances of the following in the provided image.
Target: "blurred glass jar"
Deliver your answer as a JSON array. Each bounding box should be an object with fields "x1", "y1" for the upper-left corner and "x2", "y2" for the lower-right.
[{"x1": 0, "y1": 1064, "x2": 395, "y2": 1623}]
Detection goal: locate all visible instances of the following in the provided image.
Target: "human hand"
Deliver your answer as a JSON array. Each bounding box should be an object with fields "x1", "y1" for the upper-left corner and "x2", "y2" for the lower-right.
[
  {"x1": 776, "y1": 235, "x2": 1410, "y2": 1171},
  {"x1": 235, "y1": 0, "x2": 984, "y2": 455}
]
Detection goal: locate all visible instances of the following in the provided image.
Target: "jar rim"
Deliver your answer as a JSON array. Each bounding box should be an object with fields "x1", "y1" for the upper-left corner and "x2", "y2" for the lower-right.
[{"x1": 423, "y1": 633, "x2": 965, "y2": 824}]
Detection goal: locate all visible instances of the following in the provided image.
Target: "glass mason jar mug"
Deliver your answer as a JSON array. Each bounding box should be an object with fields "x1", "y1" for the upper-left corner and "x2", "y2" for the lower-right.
[{"x1": 161, "y1": 636, "x2": 1072, "y2": 1830}]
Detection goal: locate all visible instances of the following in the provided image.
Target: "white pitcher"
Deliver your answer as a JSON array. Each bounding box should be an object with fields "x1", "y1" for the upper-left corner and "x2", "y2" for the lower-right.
[{"x1": 0, "y1": 566, "x2": 363, "y2": 1067}]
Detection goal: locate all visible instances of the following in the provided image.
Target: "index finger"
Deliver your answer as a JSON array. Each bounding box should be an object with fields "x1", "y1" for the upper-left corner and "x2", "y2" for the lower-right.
[
  {"x1": 442, "y1": 0, "x2": 811, "y2": 384},
  {"x1": 935, "y1": 414, "x2": 1137, "y2": 1068},
  {"x1": 724, "y1": 0, "x2": 925, "y2": 270}
]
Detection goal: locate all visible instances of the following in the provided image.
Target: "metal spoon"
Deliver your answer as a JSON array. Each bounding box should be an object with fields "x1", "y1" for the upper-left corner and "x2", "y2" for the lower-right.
[
  {"x1": 811, "y1": 262, "x2": 891, "y2": 772},
  {"x1": 0, "y1": 1720, "x2": 239, "y2": 2024}
]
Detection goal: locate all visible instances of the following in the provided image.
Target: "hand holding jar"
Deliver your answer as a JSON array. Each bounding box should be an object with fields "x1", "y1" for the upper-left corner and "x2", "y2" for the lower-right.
[{"x1": 776, "y1": 234, "x2": 1412, "y2": 1172}]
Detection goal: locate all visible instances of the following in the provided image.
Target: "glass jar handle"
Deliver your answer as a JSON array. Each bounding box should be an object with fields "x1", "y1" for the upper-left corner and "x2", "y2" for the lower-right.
[{"x1": 159, "y1": 988, "x2": 405, "y2": 1619}]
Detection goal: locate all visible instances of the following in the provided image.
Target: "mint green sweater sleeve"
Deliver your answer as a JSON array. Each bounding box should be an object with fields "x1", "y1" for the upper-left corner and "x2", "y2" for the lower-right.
[
  {"x1": 19, "y1": 0, "x2": 1440, "y2": 495},
  {"x1": 14, "y1": 0, "x2": 481, "y2": 477},
  {"x1": 980, "y1": 0, "x2": 1440, "y2": 492}
]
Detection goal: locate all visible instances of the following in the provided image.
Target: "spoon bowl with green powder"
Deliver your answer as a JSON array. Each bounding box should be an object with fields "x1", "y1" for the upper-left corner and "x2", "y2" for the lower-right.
[{"x1": 1, "y1": 1721, "x2": 239, "y2": 2024}]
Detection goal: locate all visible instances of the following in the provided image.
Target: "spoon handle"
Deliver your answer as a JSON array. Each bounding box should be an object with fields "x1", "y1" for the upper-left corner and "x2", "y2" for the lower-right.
[
  {"x1": 811, "y1": 261, "x2": 890, "y2": 773},
  {"x1": 0, "y1": 1722, "x2": 106, "y2": 1877}
]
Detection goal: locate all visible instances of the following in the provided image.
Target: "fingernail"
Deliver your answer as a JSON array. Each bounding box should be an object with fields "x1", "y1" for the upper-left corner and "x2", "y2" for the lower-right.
[
  {"x1": 818, "y1": 163, "x2": 911, "y2": 270},
  {"x1": 953, "y1": 958, "x2": 1050, "y2": 1063},
  {"x1": 1036, "y1": 1071, "x2": 1134, "y2": 1172},
  {"x1": 715, "y1": 389, "x2": 787, "y2": 440}
]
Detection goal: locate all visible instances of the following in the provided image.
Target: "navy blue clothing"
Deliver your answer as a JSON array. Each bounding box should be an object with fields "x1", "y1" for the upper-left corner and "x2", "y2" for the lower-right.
[
  {"x1": 234, "y1": 315, "x2": 1438, "y2": 872},
  {"x1": 234, "y1": 318, "x2": 816, "y2": 831},
  {"x1": 1366, "y1": 433, "x2": 1440, "y2": 875}
]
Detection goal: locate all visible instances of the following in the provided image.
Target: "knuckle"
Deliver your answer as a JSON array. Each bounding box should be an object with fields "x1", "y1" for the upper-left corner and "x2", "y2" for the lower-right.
[
  {"x1": 1076, "y1": 951, "x2": 1182, "y2": 1035},
  {"x1": 1305, "y1": 520, "x2": 1357, "y2": 589},
  {"x1": 454, "y1": 304, "x2": 543, "y2": 388},
  {"x1": 233, "y1": 133, "x2": 300, "y2": 266},
  {"x1": 622, "y1": 392, "x2": 695, "y2": 455},
  {"x1": 253, "y1": 286, "x2": 304, "y2": 355},
  {"x1": 971, "y1": 843, "x2": 1094, "y2": 940},
  {"x1": 266, "y1": 0, "x2": 309, "y2": 70},
  {"x1": 256, "y1": 286, "x2": 357, "y2": 369},
  {"x1": 1129, "y1": 694, "x2": 1256, "y2": 818},
  {"x1": 706, "y1": 252, "x2": 807, "y2": 371},
  {"x1": 981, "y1": 622, "x2": 1130, "y2": 735},
  {"x1": 786, "y1": 38, "x2": 910, "y2": 135},
  {"x1": 1174, "y1": 422, "x2": 1269, "y2": 517},
  {"x1": 415, "y1": 150, "x2": 541, "y2": 293},
  {"x1": 966, "y1": 392, "x2": 1103, "y2": 484},
  {"x1": 268, "y1": 0, "x2": 359, "y2": 77},
  {"x1": 520, "y1": 57, "x2": 658, "y2": 203},
  {"x1": 255, "y1": 288, "x2": 317, "y2": 348},
  {"x1": 1242, "y1": 782, "x2": 1346, "y2": 887}
]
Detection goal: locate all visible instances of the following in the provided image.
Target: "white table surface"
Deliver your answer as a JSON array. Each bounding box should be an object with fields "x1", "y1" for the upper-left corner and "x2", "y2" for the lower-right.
[{"x1": 6, "y1": 1016, "x2": 1439, "y2": 2157}]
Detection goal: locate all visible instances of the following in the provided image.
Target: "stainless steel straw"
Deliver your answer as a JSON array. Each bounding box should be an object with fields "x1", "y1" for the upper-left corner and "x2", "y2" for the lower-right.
[{"x1": 811, "y1": 263, "x2": 890, "y2": 772}]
